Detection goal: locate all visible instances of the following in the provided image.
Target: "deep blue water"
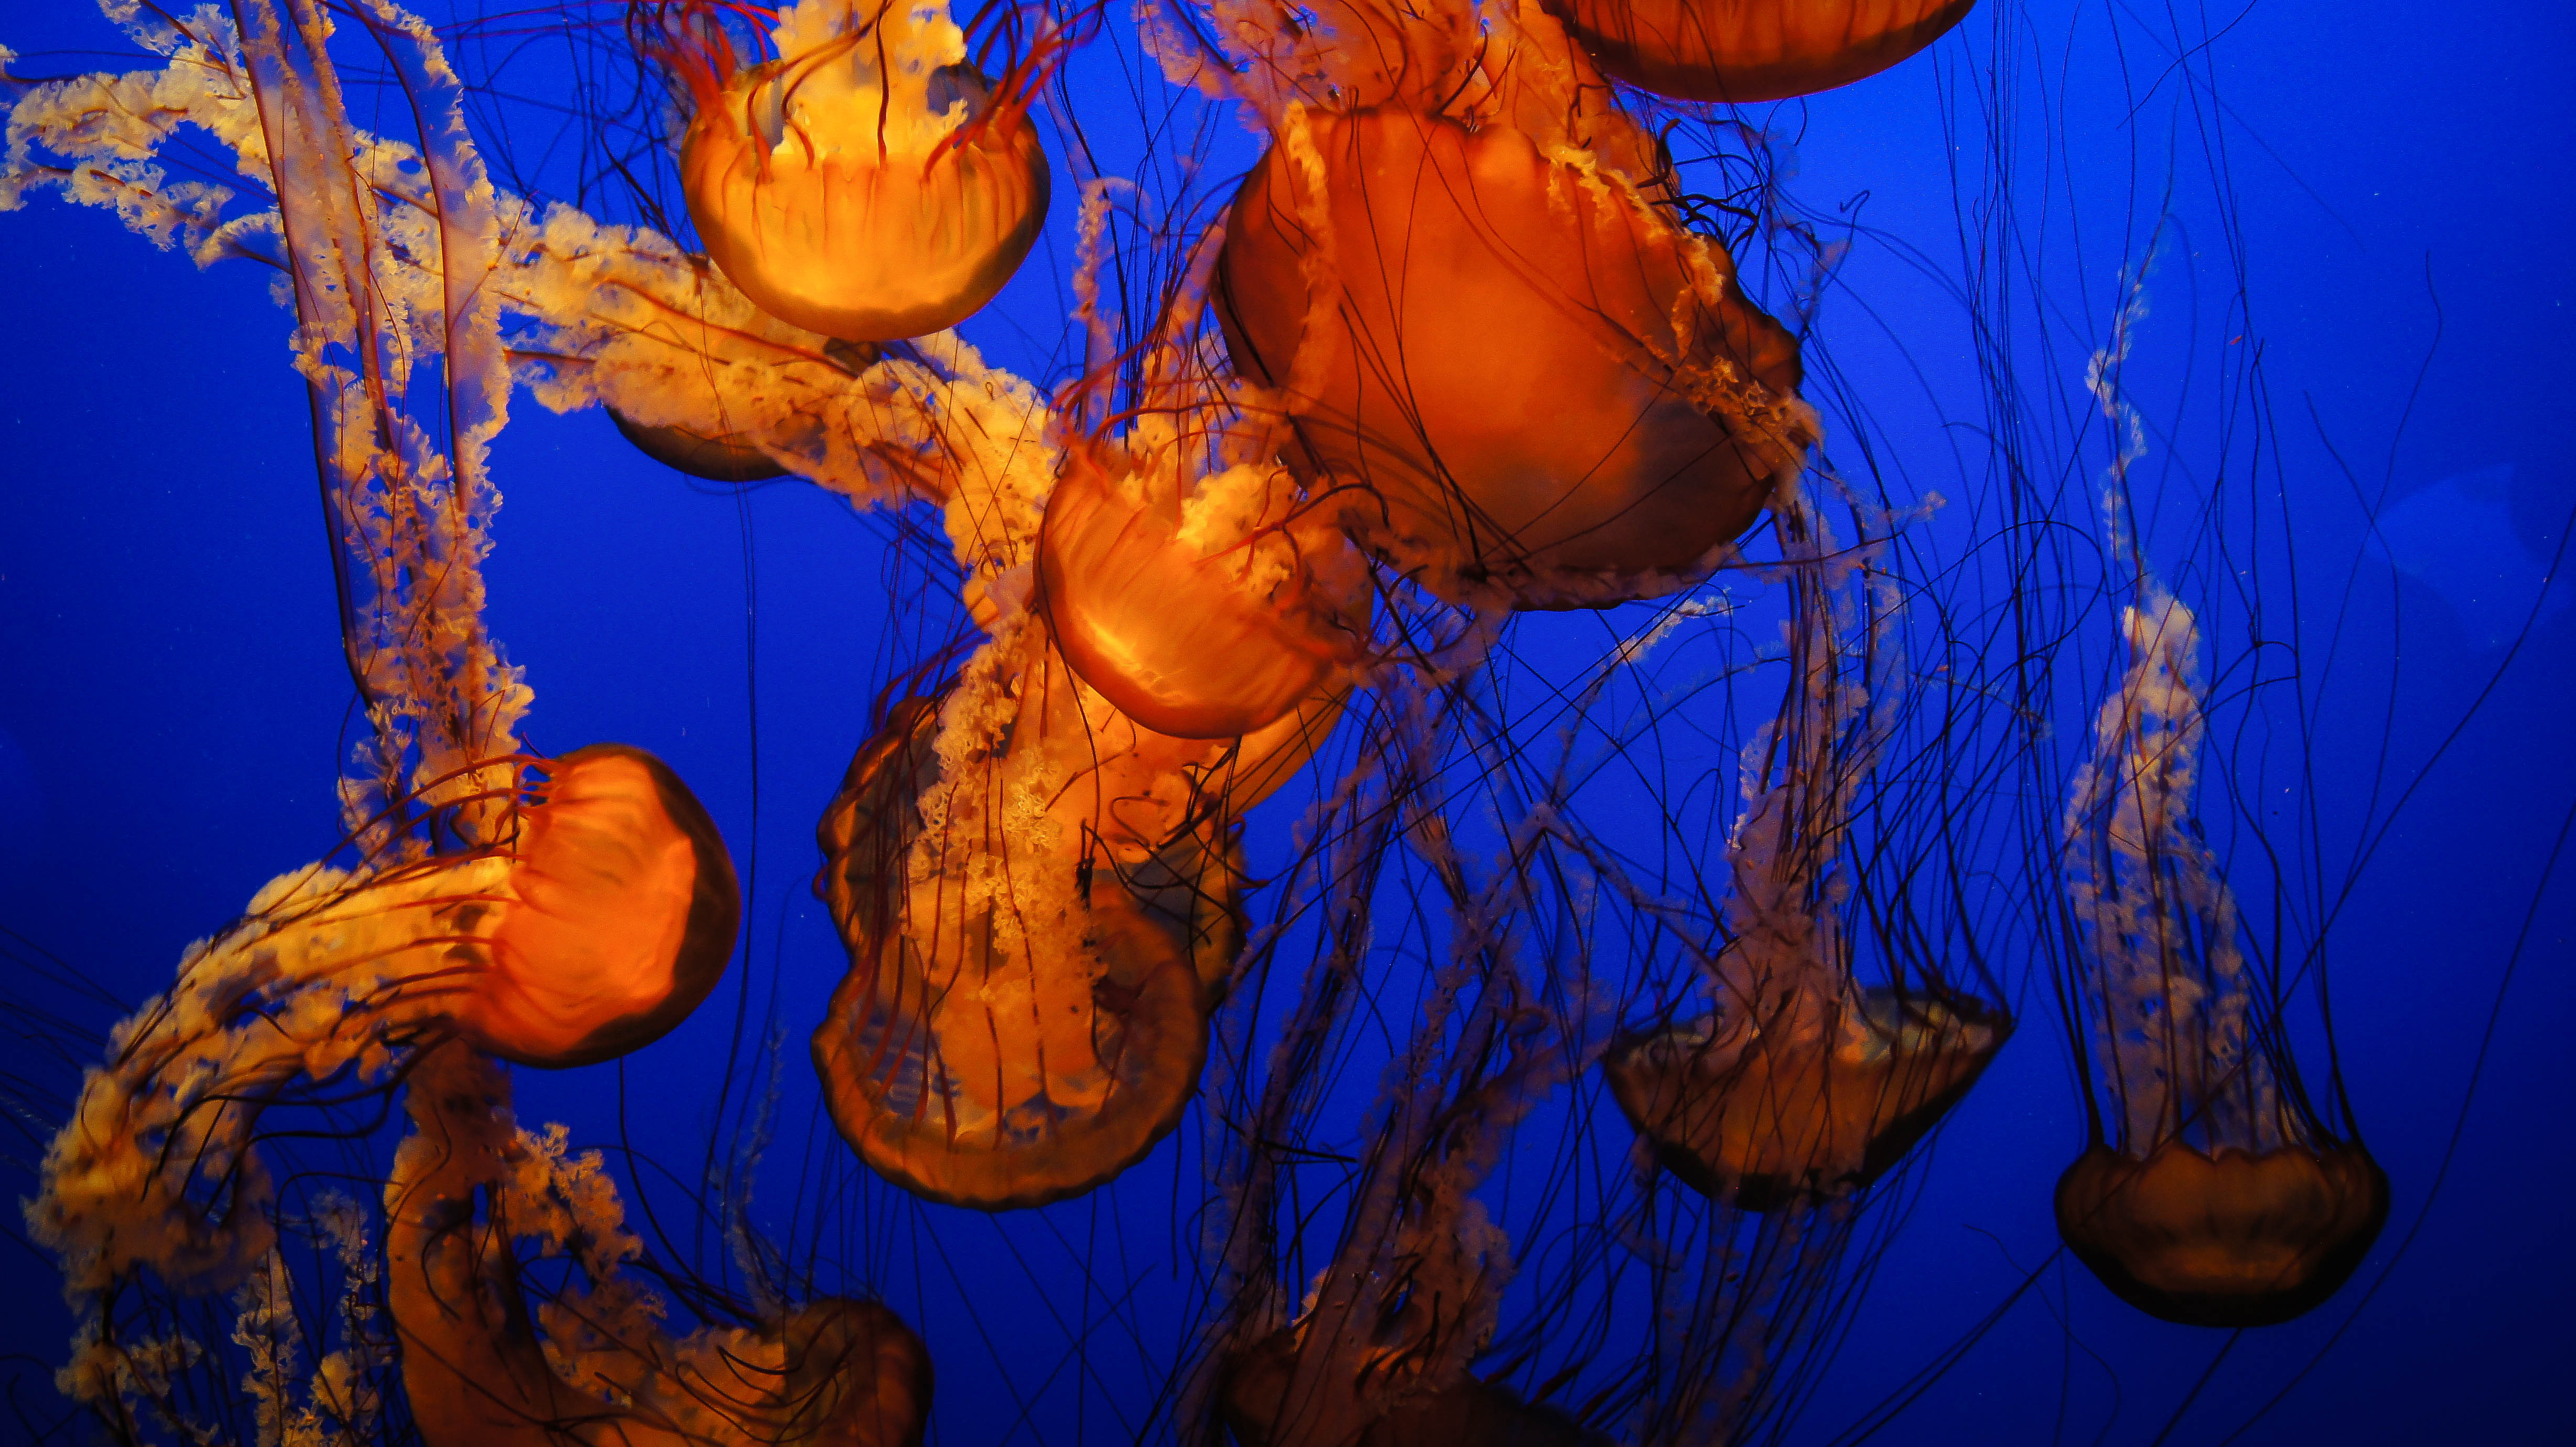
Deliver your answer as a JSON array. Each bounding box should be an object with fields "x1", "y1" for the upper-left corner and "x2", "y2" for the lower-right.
[{"x1": 1, "y1": 2, "x2": 2569, "y2": 1442}]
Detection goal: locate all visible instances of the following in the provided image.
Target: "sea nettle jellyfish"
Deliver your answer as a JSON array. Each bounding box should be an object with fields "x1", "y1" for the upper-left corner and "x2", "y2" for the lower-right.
[
  {"x1": 2053, "y1": 286, "x2": 2387, "y2": 1328},
  {"x1": 2054, "y1": 589, "x2": 2387, "y2": 1327},
  {"x1": 653, "y1": 0, "x2": 1052, "y2": 343},
  {"x1": 1211, "y1": 2, "x2": 1816, "y2": 607},
  {"x1": 27, "y1": 746, "x2": 740, "y2": 1294},
  {"x1": 391, "y1": 1043, "x2": 931, "y2": 1445},
  {"x1": 811, "y1": 624, "x2": 1334, "y2": 1208},
  {"x1": 1603, "y1": 490, "x2": 2009, "y2": 1209},
  {"x1": 1037, "y1": 436, "x2": 1371, "y2": 740},
  {"x1": 1542, "y1": 0, "x2": 1979, "y2": 104}
]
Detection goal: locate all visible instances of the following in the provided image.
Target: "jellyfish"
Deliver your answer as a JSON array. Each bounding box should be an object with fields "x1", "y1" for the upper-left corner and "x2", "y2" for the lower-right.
[
  {"x1": 809, "y1": 619, "x2": 1343, "y2": 1208},
  {"x1": 2051, "y1": 278, "x2": 2387, "y2": 1329},
  {"x1": 2053, "y1": 587, "x2": 2389, "y2": 1327},
  {"x1": 1209, "y1": 3, "x2": 1817, "y2": 607},
  {"x1": 1603, "y1": 489, "x2": 2010, "y2": 1210},
  {"x1": 1541, "y1": 0, "x2": 1979, "y2": 104},
  {"x1": 652, "y1": 0, "x2": 1051, "y2": 343},
  {"x1": 390, "y1": 1041, "x2": 931, "y2": 1445},
  {"x1": 1037, "y1": 438, "x2": 1370, "y2": 739}
]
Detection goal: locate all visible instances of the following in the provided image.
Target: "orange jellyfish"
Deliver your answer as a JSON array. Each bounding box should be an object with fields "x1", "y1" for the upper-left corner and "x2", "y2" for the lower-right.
[
  {"x1": 1037, "y1": 437, "x2": 1371, "y2": 739},
  {"x1": 390, "y1": 1041, "x2": 932, "y2": 1445},
  {"x1": 1604, "y1": 493, "x2": 2009, "y2": 1209},
  {"x1": 29, "y1": 746, "x2": 740, "y2": 1292},
  {"x1": 2054, "y1": 590, "x2": 2388, "y2": 1327},
  {"x1": 1214, "y1": 18, "x2": 1813, "y2": 608},
  {"x1": 811, "y1": 628, "x2": 1332, "y2": 1208},
  {"x1": 656, "y1": 0, "x2": 1051, "y2": 343},
  {"x1": 1542, "y1": 0, "x2": 1978, "y2": 104}
]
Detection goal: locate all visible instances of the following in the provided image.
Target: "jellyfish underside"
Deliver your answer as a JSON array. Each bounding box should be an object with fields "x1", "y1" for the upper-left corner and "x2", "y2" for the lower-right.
[
  {"x1": 2054, "y1": 1139, "x2": 2390, "y2": 1328},
  {"x1": 1544, "y1": 0, "x2": 1979, "y2": 104},
  {"x1": 682, "y1": 21, "x2": 1049, "y2": 343},
  {"x1": 810, "y1": 685, "x2": 1247, "y2": 1210},
  {"x1": 390, "y1": 1046, "x2": 932, "y2": 1446},
  {"x1": 1215, "y1": 105, "x2": 1807, "y2": 606},
  {"x1": 1606, "y1": 989, "x2": 2008, "y2": 1210},
  {"x1": 1037, "y1": 446, "x2": 1365, "y2": 739},
  {"x1": 608, "y1": 405, "x2": 791, "y2": 481}
]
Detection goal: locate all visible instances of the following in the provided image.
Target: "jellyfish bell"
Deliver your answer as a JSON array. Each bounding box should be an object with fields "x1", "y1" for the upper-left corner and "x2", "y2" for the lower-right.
[
  {"x1": 1037, "y1": 441, "x2": 1370, "y2": 740},
  {"x1": 455, "y1": 743, "x2": 741, "y2": 1069},
  {"x1": 1542, "y1": 0, "x2": 1978, "y2": 104},
  {"x1": 670, "y1": 0, "x2": 1051, "y2": 343},
  {"x1": 1214, "y1": 103, "x2": 1812, "y2": 608},
  {"x1": 810, "y1": 655, "x2": 1247, "y2": 1210},
  {"x1": 1605, "y1": 988, "x2": 2009, "y2": 1210},
  {"x1": 2054, "y1": 1139, "x2": 2390, "y2": 1329},
  {"x1": 609, "y1": 404, "x2": 793, "y2": 481},
  {"x1": 766, "y1": 1297, "x2": 938, "y2": 1447}
]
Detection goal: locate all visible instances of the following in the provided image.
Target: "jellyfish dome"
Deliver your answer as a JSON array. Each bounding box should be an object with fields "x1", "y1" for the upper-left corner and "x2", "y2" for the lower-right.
[
  {"x1": 1216, "y1": 102, "x2": 1813, "y2": 607},
  {"x1": 2055, "y1": 1140, "x2": 2391, "y2": 1329},
  {"x1": 809, "y1": 656, "x2": 1247, "y2": 1210},
  {"x1": 1543, "y1": 0, "x2": 1979, "y2": 103},
  {"x1": 673, "y1": 0, "x2": 1051, "y2": 342},
  {"x1": 456, "y1": 744, "x2": 741, "y2": 1069},
  {"x1": 1037, "y1": 440, "x2": 1370, "y2": 739},
  {"x1": 1608, "y1": 989, "x2": 2010, "y2": 1210}
]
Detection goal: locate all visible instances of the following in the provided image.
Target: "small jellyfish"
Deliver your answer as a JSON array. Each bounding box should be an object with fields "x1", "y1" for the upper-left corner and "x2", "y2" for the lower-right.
[
  {"x1": 1542, "y1": 0, "x2": 1979, "y2": 104},
  {"x1": 1037, "y1": 439, "x2": 1370, "y2": 739},
  {"x1": 390, "y1": 1043, "x2": 932, "y2": 1445},
  {"x1": 662, "y1": 0, "x2": 1051, "y2": 342},
  {"x1": 2053, "y1": 591, "x2": 2388, "y2": 1327},
  {"x1": 1607, "y1": 986, "x2": 2009, "y2": 1211},
  {"x1": 30, "y1": 746, "x2": 739, "y2": 1291},
  {"x1": 810, "y1": 633, "x2": 1286, "y2": 1209},
  {"x1": 1216, "y1": 98, "x2": 1812, "y2": 606},
  {"x1": 1604, "y1": 493, "x2": 2008, "y2": 1209}
]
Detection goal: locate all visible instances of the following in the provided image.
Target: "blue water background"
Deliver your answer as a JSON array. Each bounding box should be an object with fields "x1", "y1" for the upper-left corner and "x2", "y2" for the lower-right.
[{"x1": 1, "y1": 1, "x2": 2569, "y2": 1441}]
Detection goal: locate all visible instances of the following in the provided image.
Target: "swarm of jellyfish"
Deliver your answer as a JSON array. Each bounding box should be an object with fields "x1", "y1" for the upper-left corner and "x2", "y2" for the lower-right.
[{"x1": 1, "y1": 0, "x2": 2518, "y2": 1442}]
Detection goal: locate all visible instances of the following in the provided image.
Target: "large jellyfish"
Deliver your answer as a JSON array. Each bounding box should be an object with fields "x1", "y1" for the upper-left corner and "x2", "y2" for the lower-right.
[{"x1": 1208, "y1": 1, "x2": 1816, "y2": 607}]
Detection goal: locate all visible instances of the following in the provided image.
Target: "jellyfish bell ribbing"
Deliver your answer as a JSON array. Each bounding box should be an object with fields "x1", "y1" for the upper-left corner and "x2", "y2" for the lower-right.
[
  {"x1": 1215, "y1": 104, "x2": 1812, "y2": 608},
  {"x1": 1543, "y1": 0, "x2": 1979, "y2": 104},
  {"x1": 677, "y1": 0, "x2": 1050, "y2": 343}
]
